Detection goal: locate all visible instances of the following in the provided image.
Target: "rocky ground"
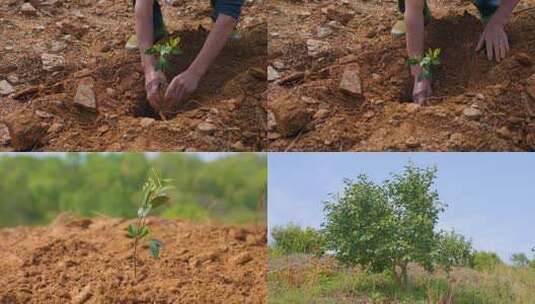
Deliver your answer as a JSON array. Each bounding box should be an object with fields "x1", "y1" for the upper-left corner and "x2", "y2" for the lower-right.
[
  {"x1": 0, "y1": 214, "x2": 267, "y2": 303},
  {"x1": 0, "y1": 0, "x2": 267, "y2": 151},
  {"x1": 267, "y1": 0, "x2": 535, "y2": 151}
]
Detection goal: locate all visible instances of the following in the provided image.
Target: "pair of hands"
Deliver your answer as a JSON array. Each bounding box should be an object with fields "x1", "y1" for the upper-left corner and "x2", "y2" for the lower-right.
[
  {"x1": 412, "y1": 21, "x2": 509, "y2": 104},
  {"x1": 145, "y1": 69, "x2": 201, "y2": 112}
]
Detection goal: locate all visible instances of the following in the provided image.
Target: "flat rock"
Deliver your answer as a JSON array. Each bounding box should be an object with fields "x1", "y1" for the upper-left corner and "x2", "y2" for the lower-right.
[
  {"x1": 197, "y1": 122, "x2": 217, "y2": 134},
  {"x1": 270, "y1": 95, "x2": 312, "y2": 137},
  {"x1": 0, "y1": 80, "x2": 15, "y2": 96},
  {"x1": 48, "y1": 122, "x2": 64, "y2": 134},
  {"x1": 21, "y1": 3, "x2": 37, "y2": 16},
  {"x1": 339, "y1": 65, "x2": 363, "y2": 97},
  {"x1": 41, "y1": 53, "x2": 65, "y2": 71},
  {"x1": 306, "y1": 39, "x2": 331, "y2": 58},
  {"x1": 232, "y1": 252, "x2": 253, "y2": 265},
  {"x1": 74, "y1": 78, "x2": 97, "y2": 111},
  {"x1": 463, "y1": 107, "x2": 482, "y2": 120},
  {"x1": 267, "y1": 66, "x2": 280, "y2": 82},
  {"x1": 139, "y1": 117, "x2": 155, "y2": 128},
  {"x1": 2, "y1": 108, "x2": 47, "y2": 151}
]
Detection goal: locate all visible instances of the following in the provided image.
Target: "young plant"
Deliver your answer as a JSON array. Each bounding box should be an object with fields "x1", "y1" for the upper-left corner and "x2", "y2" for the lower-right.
[
  {"x1": 408, "y1": 48, "x2": 442, "y2": 81},
  {"x1": 126, "y1": 169, "x2": 174, "y2": 279},
  {"x1": 145, "y1": 37, "x2": 182, "y2": 71}
]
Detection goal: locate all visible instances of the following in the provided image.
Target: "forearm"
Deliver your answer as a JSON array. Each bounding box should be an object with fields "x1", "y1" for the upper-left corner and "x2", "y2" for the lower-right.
[
  {"x1": 135, "y1": 0, "x2": 156, "y2": 72},
  {"x1": 405, "y1": 0, "x2": 425, "y2": 76},
  {"x1": 187, "y1": 14, "x2": 236, "y2": 78},
  {"x1": 490, "y1": 0, "x2": 521, "y2": 25}
]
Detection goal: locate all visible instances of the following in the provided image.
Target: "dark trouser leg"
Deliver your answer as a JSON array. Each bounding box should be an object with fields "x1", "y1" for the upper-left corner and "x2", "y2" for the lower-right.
[{"x1": 473, "y1": 0, "x2": 500, "y2": 21}]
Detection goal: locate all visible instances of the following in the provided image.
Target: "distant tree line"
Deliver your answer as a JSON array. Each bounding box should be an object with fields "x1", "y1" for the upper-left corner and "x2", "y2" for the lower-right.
[{"x1": 0, "y1": 153, "x2": 266, "y2": 227}]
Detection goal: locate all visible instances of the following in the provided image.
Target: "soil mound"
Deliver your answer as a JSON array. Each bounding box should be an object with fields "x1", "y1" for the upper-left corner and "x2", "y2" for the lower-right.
[{"x1": 0, "y1": 215, "x2": 267, "y2": 303}]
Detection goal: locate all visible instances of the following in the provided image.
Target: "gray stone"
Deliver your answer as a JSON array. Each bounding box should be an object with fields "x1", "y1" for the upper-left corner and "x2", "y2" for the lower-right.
[{"x1": 0, "y1": 80, "x2": 15, "y2": 96}]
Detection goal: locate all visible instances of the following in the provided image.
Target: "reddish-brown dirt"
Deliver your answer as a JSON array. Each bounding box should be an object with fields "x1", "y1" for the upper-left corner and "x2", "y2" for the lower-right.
[
  {"x1": 268, "y1": 0, "x2": 535, "y2": 151},
  {"x1": 0, "y1": 214, "x2": 267, "y2": 303},
  {"x1": 0, "y1": 0, "x2": 267, "y2": 151}
]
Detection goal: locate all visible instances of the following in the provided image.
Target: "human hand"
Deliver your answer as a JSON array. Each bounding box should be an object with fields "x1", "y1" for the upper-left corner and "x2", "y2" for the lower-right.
[
  {"x1": 144, "y1": 69, "x2": 167, "y2": 111},
  {"x1": 476, "y1": 21, "x2": 509, "y2": 62},
  {"x1": 164, "y1": 69, "x2": 201, "y2": 106},
  {"x1": 413, "y1": 77, "x2": 432, "y2": 105}
]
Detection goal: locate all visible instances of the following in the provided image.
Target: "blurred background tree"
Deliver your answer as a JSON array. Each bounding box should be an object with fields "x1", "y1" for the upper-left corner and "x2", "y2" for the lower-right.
[{"x1": 0, "y1": 153, "x2": 267, "y2": 227}]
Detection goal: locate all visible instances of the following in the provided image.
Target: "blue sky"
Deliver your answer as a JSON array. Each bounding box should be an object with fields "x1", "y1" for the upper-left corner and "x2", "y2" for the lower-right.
[{"x1": 268, "y1": 153, "x2": 535, "y2": 261}]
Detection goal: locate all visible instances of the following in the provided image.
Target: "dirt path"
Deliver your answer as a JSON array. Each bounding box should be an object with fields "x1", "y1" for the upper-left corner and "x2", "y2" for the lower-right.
[
  {"x1": 0, "y1": 0, "x2": 267, "y2": 151},
  {"x1": 268, "y1": 0, "x2": 535, "y2": 151},
  {"x1": 0, "y1": 215, "x2": 267, "y2": 303}
]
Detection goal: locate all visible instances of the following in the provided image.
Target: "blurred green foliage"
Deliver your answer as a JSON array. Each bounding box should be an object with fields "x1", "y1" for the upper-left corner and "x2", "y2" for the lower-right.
[{"x1": 0, "y1": 153, "x2": 266, "y2": 227}]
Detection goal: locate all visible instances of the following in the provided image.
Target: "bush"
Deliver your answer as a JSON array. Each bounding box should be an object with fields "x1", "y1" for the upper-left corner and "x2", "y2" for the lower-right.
[
  {"x1": 472, "y1": 251, "x2": 503, "y2": 272},
  {"x1": 271, "y1": 223, "x2": 325, "y2": 256},
  {"x1": 436, "y1": 231, "x2": 474, "y2": 272}
]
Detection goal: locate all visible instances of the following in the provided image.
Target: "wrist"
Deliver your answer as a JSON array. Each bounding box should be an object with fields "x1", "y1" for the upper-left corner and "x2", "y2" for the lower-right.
[{"x1": 187, "y1": 65, "x2": 205, "y2": 80}]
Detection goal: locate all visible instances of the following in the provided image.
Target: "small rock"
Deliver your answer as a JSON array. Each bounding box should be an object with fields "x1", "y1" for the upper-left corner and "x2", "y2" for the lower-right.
[
  {"x1": 21, "y1": 3, "x2": 37, "y2": 16},
  {"x1": 272, "y1": 60, "x2": 285, "y2": 70},
  {"x1": 232, "y1": 252, "x2": 253, "y2": 265},
  {"x1": 338, "y1": 65, "x2": 362, "y2": 97},
  {"x1": 270, "y1": 95, "x2": 312, "y2": 137},
  {"x1": 125, "y1": 35, "x2": 138, "y2": 50},
  {"x1": 316, "y1": 26, "x2": 332, "y2": 38},
  {"x1": 366, "y1": 30, "x2": 377, "y2": 38},
  {"x1": 72, "y1": 284, "x2": 91, "y2": 304},
  {"x1": 2, "y1": 108, "x2": 47, "y2": 151},
  {"x1": 231, "y1": 141, "x2": 245, "y2": 151},
  {"x1": 406, "y1": 103, "x2": 421, "y2": 113},
  {"x1": 50, "y1": 40, "x2": 67, "y2": 53},
  {"x1": 106, "y1": 88, "x2": 115, "y2": 96},
  {"x1": 74, "y1": 78, "x2": 97, "y2": 111},
  {"x1": 7, "y1": 75, "x2": 19, "y2": 84},
  {"x1": 313, "y1": 108, "x2": 329, "y2": 120},
  {"x1": 0, "y1": 80, "x2": 14, "y2": 96},
  {"x1": 306, "y1": 39, "x2": 331, "y2": 58},
  {"x1": 463, "y1": 107, "x2": 482, "y2": 120},
  {"x1": 48, "y1": 122, "x2": 64, "y2": 134},
  {"x1": 197, "y1": 122, "x2": 217, "y2": 134},
  {"x1": 496, "y1": 126, "x2": 512, "y2": 139},
  {"x1": 35, "y1": 110, "x2": 53, "y2": 119},
  {"x1": 41, "y1": 53, "x2": 65, "y2": 71},
  {"x1": 475, "y1": 93, "x2": 484, "y2": 100},
  {"x1": 267, "y1": 66, "x2": 281, "y2": 82},
  {"x1": 139, "y1": 117, "x2": 155, "y2": 128}
]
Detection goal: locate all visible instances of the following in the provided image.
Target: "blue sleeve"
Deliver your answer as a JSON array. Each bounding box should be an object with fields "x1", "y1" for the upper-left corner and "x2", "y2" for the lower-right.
[{"x1": 211, "y1": 0, "x2": 244, "y2": 20}]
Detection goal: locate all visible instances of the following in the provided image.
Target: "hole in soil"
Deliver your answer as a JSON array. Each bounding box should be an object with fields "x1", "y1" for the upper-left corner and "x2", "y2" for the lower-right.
[
  {"x1": 122, "y1": 23, "x2": 267, "y2": 119},
  {"x1": 396, "y1": 12, "x2": 534, "y2": 102}
]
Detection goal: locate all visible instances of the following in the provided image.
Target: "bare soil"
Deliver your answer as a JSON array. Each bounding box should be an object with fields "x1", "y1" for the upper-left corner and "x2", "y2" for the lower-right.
[
  {"x1": 268, "y1": 0, "x2": 535, "y2": 151},
  {"x1": 0, "y1": 0, "x2": 267, "y2": 151},
  {"x1": 0, "y1": 214, "x2": 267, "y2": 303}
]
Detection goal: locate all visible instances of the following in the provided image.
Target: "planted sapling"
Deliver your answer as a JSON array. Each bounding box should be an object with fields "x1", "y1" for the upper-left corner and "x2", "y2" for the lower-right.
[
  {"x1": 408, "y1": 48, "x2": 442, "y2": 81},
  {"x1": 126, "y1": 169, "x2": 174, "y2": 279},
  {"x1": 145, "y1": 37, "x2": 182, "y2": 72}
]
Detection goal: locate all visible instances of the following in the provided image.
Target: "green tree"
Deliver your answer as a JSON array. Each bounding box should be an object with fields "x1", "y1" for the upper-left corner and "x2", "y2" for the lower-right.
[
  {"x1": 511, "y1": 253, "x2": 530, "y2": 268},
  {"x1": 322, "y1": 163, "x2": 445, "y2": 287},
  {"x1": 436, "y1": 231, "x2": 474, "y2": 272}
]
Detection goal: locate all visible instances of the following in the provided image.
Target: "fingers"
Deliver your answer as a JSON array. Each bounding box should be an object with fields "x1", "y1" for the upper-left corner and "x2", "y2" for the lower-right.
[
  {"x1": 165, "y1": 77, "x2": 186, "y2": 106},
  {"x1": 486, "y1": 37, "x2": 493, "y2": 61},
  {"x1": 493, "y1": 37, "x2": 501, "y2": 62},
  {"x1": 476, "y1": 34, "x2": 484, "y2": 52}
]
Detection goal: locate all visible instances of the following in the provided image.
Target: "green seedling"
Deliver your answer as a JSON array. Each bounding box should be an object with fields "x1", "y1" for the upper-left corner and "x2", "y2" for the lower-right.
[
  {"x1": 126, "y1": 169, "x2": 174, "y2": 279},
  {"x1": 408, "y1": 48, "x2": 442, "y2": 81},
  {"x1": 145, "y1": 37, "x2": 182, "y2": 71}
]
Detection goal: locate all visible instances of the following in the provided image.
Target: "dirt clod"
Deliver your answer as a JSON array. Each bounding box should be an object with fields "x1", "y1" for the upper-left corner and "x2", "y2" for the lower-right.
[
  {"x1": 2, "y1": 109, "x2": 46, "y2": 151},
  {"x1": 270, "y1": 95, "x2": 312, "y2": 137}
]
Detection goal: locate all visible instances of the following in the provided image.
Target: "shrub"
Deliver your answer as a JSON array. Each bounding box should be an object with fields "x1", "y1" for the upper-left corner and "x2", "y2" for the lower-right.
[
  {"x1": 271, "y1": 223, "x2": 325, "y2": 256},
  {"x1": 472, "y1": 251, "x2": 503, "y2": 272}
]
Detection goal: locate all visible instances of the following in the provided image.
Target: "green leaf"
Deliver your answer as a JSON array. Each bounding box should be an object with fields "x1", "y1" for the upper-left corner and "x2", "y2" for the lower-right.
[
  {"x1": 155, "y1": 57, "x2": 168, "y2": 71},
  {"x1": 126, "y1": 224, "x2": 138, "y2": 238},
  {"x1": 150, "y1": 194, "x2": 170, "y2": 209},
  {"x1": 139, "y1": 225, "x2": 150, "y2": 239},
  {"x1": 148, "y1": 239, "x2": 164, "y2": 259}
]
